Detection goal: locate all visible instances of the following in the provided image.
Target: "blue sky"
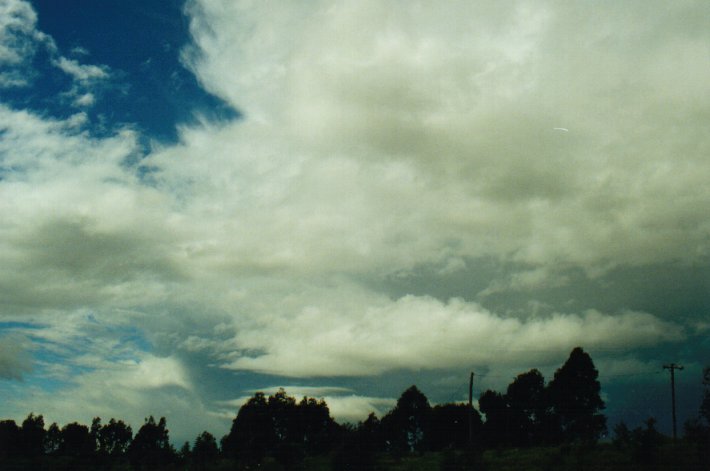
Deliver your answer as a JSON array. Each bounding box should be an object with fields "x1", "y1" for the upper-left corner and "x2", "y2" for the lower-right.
[
  {"x1": 1, "y1": 0, "x2": 709, "y2": 444},
  {"x1": 2, "y1": 0, "x2": 235, "y2": 142}
]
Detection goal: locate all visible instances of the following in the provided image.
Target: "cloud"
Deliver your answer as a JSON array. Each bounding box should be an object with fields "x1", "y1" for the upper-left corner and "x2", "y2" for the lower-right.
[
  {"x1": 0, "y1": 0, "x2": 46, "y2": 87},
  {"x1": 54, "y1": 57, "x2": 109, "y2": 82},
  {"x1": 225, "y1": 295, "x2": 683, "y2": 377},
  {"x1": 72, "y1": 92, "x2": 95, "y2": 107},
  {"x1": 179, "y1": 0, "x2": 710, "y2": 277},
  {"x1": 0, "y1": 335, "x2": 31, "y2": 380}
]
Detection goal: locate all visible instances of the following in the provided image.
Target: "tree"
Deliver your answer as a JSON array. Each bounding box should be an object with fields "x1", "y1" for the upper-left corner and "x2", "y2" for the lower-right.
[
  {"x1": 294, "y1": 396, "x2": 339, "y2": 455},
  {"x1": 19, "y1": 413, "x2": 46, "y2": 458},
  {"x1": 98, "y1": 418, "x2": 133, "y2": 457},
  {"x1": 0, "y1": 420, "x2": 20, "y2": 462},
  {"x1": 429, "y1": 403, "x2": 482, "y2": 450},
  {"x1": 380, "y1": 385, "x2": 432, "y2": 453},
  {"x1": 223, "y1": 389, "x2": 339, "y2": 466},
  {"x1": 700, "y1": 366, "x2": 710, "y2": 425},
  {"x1": 59, "y1": 422, "x2": 95, "y2": 458},
  {"x1": 684, "y1": 366, "x2": 710, "y2": 464},
  {"x1": 612, "y1": 421, "x2": 632, "y2": 449},
  {"x1": 631, "y1": 417, "x2": 664, "y2": 465},
  {"x1": 478, "y1": 389, "x2": 511, "y2": 448},
  {"x1": 192, "y1": 431, "x2": 219, "y2": 470},
  {"x1": 506, "y1": 369, "x2": 547, "y2": 446},
  {"x1": 332, "y1": 415, "x2": 380, "y2": 471},
  {"x1": 128, "y1": 416, "x2": 175, "y2": 470},
  {"x1": 178, "y1": 441, "x2": 191, "y2": 463},
  {"x1": 547, "y1": 347, "x2": 606, "y2": 442},
  {"x1": 44, "y1": 422, "x2": 62, "y2": 455},
  {"x1": 222, "y1": 391, "x2": 273, "y2": 464}
]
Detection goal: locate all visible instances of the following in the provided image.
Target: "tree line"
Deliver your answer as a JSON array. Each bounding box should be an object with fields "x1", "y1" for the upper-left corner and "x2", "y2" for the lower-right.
[{"x1": 1, "y1": 347, "x2": 708, "y2": 470}]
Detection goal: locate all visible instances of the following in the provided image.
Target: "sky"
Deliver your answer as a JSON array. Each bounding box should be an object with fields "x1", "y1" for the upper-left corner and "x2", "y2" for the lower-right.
[{"x1": 0, "y1": 0, "x2": 709, "y2": 444}]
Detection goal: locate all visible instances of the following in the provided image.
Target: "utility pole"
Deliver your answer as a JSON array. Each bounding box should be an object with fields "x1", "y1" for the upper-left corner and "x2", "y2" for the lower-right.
[
  {"x1": 663, "y1": 363, "x2": 684, "y2": 440},
  {"x1": 468, "y1": 371, "x2": 475, "y2": 447}
]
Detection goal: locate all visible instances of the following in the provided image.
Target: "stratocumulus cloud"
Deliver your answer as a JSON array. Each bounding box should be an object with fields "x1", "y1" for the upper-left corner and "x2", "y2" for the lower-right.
[{"x1": 226, "y1": 296, "x2": 684, "y2": 377}]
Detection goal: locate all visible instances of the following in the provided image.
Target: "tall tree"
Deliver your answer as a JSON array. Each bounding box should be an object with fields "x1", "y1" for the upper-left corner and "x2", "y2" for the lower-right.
[
  {"x1": 547, "y1": 347, "x2": 606, "y2": 442},
  {"x1": 222, "y1": 391, "x2": 274, "y2": 464},
  {"x1": 223, "y1": 389, "x2": 339, "y2": 466},
  {"x1": 295, "y1": 396, "x2": 338, "y2": 454},
  {"x1": 98, "y1": 418, "x2": 133, "y2": 457},
  {"x1": 44, "y1": 422, "x2": 61, "y2": 455},
  {"x1": 478, "y1": 389, "x2": 511, "y2": 448},
  {"x1": 506, "y1": 369, "x2": 547, "y2": 446},
  {"x1": 19, "y1": 413, "x2": 46, "y2": 458},
  {"x1": 700, "y1": 366, "x2": 710, "y2": 425},
  {"x1": 381, "y1": 385, "x2": 432, "y2": 453},
  {"x1": 58, "y1": 422, "x2": 95, "y2": 458},
  {"x1": 192, "y1": 431, "x2": 219, "y2": 470},
  {"x1": 128, "y1": 416, "x2": 175, "y2": 470}
]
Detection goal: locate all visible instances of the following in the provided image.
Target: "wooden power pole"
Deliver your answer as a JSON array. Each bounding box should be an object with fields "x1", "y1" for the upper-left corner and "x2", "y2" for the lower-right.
[{"x1": 663, "y1": 363, "x2": 684, "y2": 440}]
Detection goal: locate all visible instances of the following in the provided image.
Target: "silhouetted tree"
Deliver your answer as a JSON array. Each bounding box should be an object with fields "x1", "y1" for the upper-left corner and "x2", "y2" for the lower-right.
[
  {"x1": 684, "y1": 366, "x2": 710, "y2": 464},
  {"x1": 178, "y1": 440, "x2": 191, "y2": 464},
  {"x1": 58, "y1": 422, "x2": 95, "y2": 458},
  {"x1": 332, "y1": 415, "x2": 380, "y2": 471},
  {"x1": 98, "y1": 418, "x2": 133, "y2": 457},
  {"x1": 547, "y1": 347, "x2": 606, "y2": 442},
  {"x1": 506, "y1": 369, "x2": 547, "y2": 446},
  {"x1": 192, "y1": 431, "x2": 219, "y2": 470},
  {"x1": 700, "y1": 366, "x2": 710, "y2": 425},
  {"x1": 631, "y1": 417, "x2": 664, "y2": 465},
  {"x1": 222, "y1": 391, "x2": 273, "y2": 464},
  {"x1": 128, "y1": 416, "x2": 175, "y2": 470},
  {"x1": 44, "y1": 422, "x2": 62, "y2": 455},
  {"x1": 19, "y1": 413, "x2": 46, "y2": 458},
  {"x1": 478, "y1": 390, "x2": 511, "y2": 448},
  {"x1": 0, "y1": 420, "x2": 20, "y2": 462},
  {"x1": 295, "y1": 396, "x2": 339, "y2": 454},
  {"x1": 612, "y1": 421, "x2": 632, "y2": 449},
  {"x1": 223, "y1": 388, "x2": 339, "y2": 467},
  {"x1": 359, "y1": 412, "x2": 382, "y2": 450},
  {"x1": 381, "y1": 385, "x2": 432, "y2": 453},
  {"x1": 429, "y1": 403, "x2": 482, "y2": 450}
]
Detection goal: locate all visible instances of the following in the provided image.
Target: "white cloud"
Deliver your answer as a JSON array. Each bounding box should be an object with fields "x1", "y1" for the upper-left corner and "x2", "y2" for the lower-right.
[
  {"x1": 178, "y1": 0, "x2": 710, "y2": 276},
  {"x1": 324, "y1": 395, "x2": 397, "y2": 423},
  {"x1": 224, "y1": 294, "x2": 683, "y2": 377},
  {"x1": 0, "y1": 0, "x2": 46, "y2": 87},
  {"x1": 73, "y1": 92, "x2": 95, "y2": 107},
  {"x1": 54, "y1": 56, "x2": 109, "y2": 82}
]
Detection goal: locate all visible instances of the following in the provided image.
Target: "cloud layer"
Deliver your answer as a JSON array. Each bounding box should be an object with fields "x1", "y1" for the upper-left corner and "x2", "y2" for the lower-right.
[{"x1": 1, "y1": 0, "x2": 708, "y2": 441}]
